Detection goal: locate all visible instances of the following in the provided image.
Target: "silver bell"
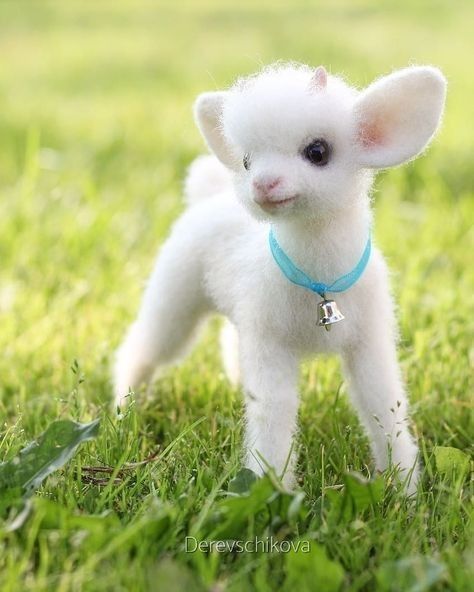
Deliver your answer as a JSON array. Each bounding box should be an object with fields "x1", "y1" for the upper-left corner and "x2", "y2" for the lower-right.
[{"x1": 318, "y1": 298, "x2": 345, "y2": 331}]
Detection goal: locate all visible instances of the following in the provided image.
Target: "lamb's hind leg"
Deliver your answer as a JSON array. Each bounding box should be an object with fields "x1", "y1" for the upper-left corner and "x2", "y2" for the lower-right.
[{"x1": 113, "y1": 239, "x2": 210, "y2": 406}]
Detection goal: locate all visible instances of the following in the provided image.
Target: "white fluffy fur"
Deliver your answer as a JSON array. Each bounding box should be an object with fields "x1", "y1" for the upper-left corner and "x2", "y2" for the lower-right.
[{"x1": 114, "y1": 63, "x2": 446, "y2": 494}]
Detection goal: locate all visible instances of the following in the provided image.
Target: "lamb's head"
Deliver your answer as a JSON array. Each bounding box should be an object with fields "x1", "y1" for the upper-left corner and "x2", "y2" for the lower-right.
[{"x1": 194, "y1": 63, "x2": 446, "y2": 222}]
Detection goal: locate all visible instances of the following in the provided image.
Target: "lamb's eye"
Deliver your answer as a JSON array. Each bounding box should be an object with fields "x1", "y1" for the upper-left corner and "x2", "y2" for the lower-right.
[
  {"x1": 243, "y1": 153, "x2": 251, "y2": 170},
  {"x1": 303, "y1": 139, "x2": 331, "y2": 166}
]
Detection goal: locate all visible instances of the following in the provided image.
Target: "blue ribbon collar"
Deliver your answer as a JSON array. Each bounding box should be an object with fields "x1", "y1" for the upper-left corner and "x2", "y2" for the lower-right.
[{"x1": 269, "y1": 228, "x2": 371, "y2": 298}]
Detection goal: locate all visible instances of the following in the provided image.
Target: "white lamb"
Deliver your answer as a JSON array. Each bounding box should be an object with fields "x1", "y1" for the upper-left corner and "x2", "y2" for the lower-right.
[{"x1": 114, "y1": 63, "x2": 446, "y2": 493}]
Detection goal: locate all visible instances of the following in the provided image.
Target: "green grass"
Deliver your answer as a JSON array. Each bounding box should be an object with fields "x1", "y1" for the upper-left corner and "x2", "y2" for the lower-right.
[{"x1": 0, "y1": 0, "x2": 472, "y2": 590}]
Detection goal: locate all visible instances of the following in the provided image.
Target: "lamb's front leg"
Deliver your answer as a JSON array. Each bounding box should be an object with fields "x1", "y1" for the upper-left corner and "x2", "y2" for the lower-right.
[
  {"x1": 342, "y1": 331, "x2": 419, "y2": 494},
  {"x1": 239, "y1": 336, "x2": 300, "y2": 486}
]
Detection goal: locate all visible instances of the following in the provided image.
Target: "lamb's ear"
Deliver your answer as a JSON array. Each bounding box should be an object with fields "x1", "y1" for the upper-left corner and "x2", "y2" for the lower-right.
[
  {"x1": 354, "y1": 66, "x2": 447, "y2": 168},
  {"x1": 193, "y1": 92, "x2": 238, "y2": 170}
]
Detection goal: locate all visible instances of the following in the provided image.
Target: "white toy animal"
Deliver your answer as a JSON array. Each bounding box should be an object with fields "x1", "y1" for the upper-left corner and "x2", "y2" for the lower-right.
[{"x1": 114, "y1": 63, "x2": 446, "y2": 493}]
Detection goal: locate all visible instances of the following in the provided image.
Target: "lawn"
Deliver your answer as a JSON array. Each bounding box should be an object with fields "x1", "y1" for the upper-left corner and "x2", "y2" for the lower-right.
[{"x1": 0, "y1": 1, "x2": 472, "y2": 590}]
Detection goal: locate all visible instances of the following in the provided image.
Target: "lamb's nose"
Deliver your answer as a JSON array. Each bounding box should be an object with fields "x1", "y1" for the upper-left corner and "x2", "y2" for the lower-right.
[{"x1": 253, "y1": 177, "x2": 282, "y2": 198}]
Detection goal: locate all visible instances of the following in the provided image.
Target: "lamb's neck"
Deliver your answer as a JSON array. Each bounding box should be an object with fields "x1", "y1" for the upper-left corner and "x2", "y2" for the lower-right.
[{"x1": 270, "y1": 202, "x2": 372, "y2": 286}]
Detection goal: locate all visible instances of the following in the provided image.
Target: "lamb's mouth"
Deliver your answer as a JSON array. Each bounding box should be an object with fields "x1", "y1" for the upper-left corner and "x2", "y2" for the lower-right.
[{"x1": 257, "y1": 196, "x2": 298, "y2": 211}]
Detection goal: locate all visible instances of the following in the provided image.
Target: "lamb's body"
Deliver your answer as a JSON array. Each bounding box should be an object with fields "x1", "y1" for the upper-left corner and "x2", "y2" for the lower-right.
[
  {"x1": 115, "y1": 158, "x2": 417, "y2": 488},
  {"x1": 114, "y1": 63, "x2": 447, "y2": 493}
]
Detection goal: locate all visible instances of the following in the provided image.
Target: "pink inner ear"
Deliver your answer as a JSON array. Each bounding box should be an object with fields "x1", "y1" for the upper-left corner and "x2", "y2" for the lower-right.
[{"x1": 358, "y1": 119, "x2": 385, "y2": 148}]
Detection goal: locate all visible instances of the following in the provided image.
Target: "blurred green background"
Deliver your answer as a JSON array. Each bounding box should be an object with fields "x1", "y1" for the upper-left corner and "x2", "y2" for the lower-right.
[{"x1": 0, "y1": 1, "x2": 472, "y2": 590}]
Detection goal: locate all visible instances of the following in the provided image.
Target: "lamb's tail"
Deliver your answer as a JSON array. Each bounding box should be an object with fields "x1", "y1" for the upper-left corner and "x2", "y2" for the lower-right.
[{"x1": 184, "y1": 155, "x2": 233, "y2": 206}]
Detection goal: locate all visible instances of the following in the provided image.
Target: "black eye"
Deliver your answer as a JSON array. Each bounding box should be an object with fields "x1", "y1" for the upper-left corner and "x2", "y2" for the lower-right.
[
  {"x1": 303, "y1": 139, "x2": 331, "y2": 166},
  {"x1": 243, "y1": 153, "x2": 251, "y2": 170}
]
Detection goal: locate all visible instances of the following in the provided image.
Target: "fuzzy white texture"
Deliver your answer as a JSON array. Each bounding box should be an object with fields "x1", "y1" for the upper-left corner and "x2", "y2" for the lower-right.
[{"x1": 114, "y1": 63, "x2": 447, "y2": 494}]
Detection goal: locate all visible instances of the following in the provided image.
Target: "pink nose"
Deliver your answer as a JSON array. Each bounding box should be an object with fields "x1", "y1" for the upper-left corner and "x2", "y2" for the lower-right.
[{"x1": 253, "y1": 177, "x2": 282, "y2": 199}]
